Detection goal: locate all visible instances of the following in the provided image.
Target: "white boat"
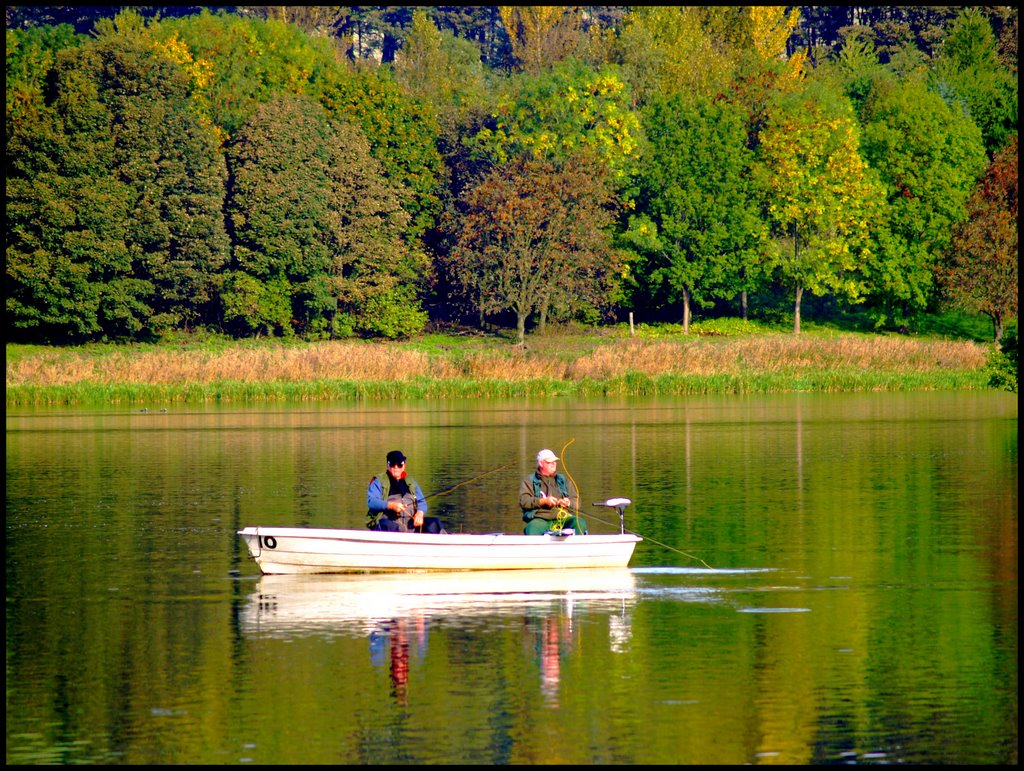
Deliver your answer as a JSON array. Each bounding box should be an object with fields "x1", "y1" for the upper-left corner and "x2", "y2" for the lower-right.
[
  {"x1": 241, "y1": 569, "x2": 638, "y2": 635},
  {"x1": 238, "y1": 499, "x2": 642, "y2": 574}
]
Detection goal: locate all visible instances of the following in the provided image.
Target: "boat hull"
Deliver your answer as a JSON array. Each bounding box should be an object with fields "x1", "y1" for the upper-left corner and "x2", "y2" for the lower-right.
[{"x1": 238, "y1": 526, "x2": 642, "y2": 574}]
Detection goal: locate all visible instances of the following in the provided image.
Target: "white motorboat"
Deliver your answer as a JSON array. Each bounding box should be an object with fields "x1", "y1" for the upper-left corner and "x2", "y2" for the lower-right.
[{"x1": 238, "y1": 499, "x2": 641, "y2": 574}]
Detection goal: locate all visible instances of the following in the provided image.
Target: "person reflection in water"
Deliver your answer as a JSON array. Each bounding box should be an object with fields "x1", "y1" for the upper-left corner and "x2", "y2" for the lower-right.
[
  {"x1": 369, "y1": 614, "x2": 428, "y2": 706},
  {"x1": 539, "y1": 615, "x2": 563, "y2": 706},
  {"x1": 529, "y1": 608, "x2": 575, "y2": 708},
  {"x1": 389, "y1": 622, "x2": 410, "y2": 705}
]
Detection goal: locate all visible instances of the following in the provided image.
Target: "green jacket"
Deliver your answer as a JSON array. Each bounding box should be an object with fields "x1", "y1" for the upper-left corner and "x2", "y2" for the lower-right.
[{"x1": 520, "y1": 471, "x2": 571, "y2": 522}]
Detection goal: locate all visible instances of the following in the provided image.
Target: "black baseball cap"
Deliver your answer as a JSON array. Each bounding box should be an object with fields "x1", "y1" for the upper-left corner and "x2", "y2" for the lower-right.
[{"x1": 386, "y1": 450, "x2": 406, "y2": 466}]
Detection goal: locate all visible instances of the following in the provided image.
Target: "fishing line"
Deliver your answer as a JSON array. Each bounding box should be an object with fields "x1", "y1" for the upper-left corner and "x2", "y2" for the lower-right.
[
  {"x1": 553, "y1": 438, "x2": 580, "y2": 531},
  {"x1": 582, "y1": 508, "x2": 715, "y2": 570},
  {"x1": 558, "y1": 437, "x2": 713, "y2": 569}
]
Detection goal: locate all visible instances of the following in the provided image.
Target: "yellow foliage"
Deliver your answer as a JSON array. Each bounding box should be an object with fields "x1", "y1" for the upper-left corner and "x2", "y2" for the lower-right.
[
  {"x1": 150, "y1": 33, "x2": 220, "y2": 143},
  {"x1": 748, "y1": 6, "x2": 800, "y2": 61},
  {"x1": 499, "y1": 6, "x2": 582, "y2": 72}
]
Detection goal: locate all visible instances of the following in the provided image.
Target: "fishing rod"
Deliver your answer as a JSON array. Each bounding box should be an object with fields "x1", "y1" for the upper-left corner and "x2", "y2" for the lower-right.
[
  {"x1": 402, "y1": 460, "x2": 518, "y2": 533},
  {"x1": 424, "y1": 460, "x2": 516, "y2": 501}
]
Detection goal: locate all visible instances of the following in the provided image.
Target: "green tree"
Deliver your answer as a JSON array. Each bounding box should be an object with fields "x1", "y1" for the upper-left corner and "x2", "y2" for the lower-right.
[
  {"x1": 932, "y1": 8, "x2": 1018, "y2": 157},
  {"x1": 392, "y1": 9, "x2": 487, "y2": 114},
  {"x1": 154, "y1": 10, "x2": 338, "y2": 140},
  {"x1": 82, "y1": 12, "x2": 230, "y2": 333},
  {"x1": 940, "y1": 134, "x2": 1018, "y2": 342},
  {"x1": 316, "y1": 64, "x2": 444, "y2": 241},
  {"x1": 986, "y1": 324, "x2": 1017, "y2": 392},
  {"x1": 828, "y1": 38, "x2": 989, "y2": 326},
  {"x1": 470, "y1": 58, "x2": 642, "y2": 188},
  {"x1": 625, "y1": 93, "x2": 768, "y2": 331},
  {"x1": 6, "y1": 95, "x2": 146, "y2": 341},
  {"x1": 7, "y1": 13, "x2": 230, "y2": 342},
  {"x1": 224, "y1": 94, "x2": 421, "y2": 339},
  {"x1": 757, "y1": 76, "x2": 885, "y2": 334},
  {"x1": 449, "y1": 154, "x2": 619, "y2": 343},
  {"x1": 5, "y1": 24, "x2": 81, "y2": 132}
]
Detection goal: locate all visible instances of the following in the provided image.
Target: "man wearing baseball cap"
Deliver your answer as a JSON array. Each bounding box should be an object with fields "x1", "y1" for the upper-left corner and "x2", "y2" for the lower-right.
[
  {"x1": 367, "y1": 450, "x2": 444, "y2": 533},
  {"x1": 518, "y1": 449, "x2": 587, "y2": 535}
]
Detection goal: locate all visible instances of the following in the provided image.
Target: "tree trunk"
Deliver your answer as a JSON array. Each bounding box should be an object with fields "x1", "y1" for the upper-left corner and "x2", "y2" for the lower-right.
[
  {"x1": 993, "y1": 311, "x2": 1003, "y2": 344},
  {"x1": 741, "y1": 290, "x2": 748, "y2": 321},
  {"x1": 794, "y1": 285, "x2": 802, "y2": 335},
  {"x1": 516, "y1": 311, "x2": 527, "y2": 345},
  {"x1": 682, "y1": 286, "x2": 691, "y2": 334}
]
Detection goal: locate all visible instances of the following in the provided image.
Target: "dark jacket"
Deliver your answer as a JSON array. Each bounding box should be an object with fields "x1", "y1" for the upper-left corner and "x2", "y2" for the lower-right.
[{"x1": 367, "y1": 471, "x2": 427, "y2": 530}]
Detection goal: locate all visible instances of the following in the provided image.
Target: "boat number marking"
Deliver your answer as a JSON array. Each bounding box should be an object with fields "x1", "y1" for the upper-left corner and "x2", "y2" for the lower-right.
[{"x1": 258, "y1": 535, "x2": 277, "y2": 549}]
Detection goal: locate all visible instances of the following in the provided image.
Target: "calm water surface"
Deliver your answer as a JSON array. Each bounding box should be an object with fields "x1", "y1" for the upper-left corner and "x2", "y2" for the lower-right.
[{"x1": 6, "y1": 392, "x2": 1018, "y2": 764}]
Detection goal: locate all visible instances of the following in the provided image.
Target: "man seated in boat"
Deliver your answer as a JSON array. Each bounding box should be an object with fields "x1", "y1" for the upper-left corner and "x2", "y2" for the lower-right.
[
  {"x1": 367, "y1": 450, "x2": 445, "y2": 533},
  {"x1": 519, "y1": 449, "x2": 588, "y2": 535}
]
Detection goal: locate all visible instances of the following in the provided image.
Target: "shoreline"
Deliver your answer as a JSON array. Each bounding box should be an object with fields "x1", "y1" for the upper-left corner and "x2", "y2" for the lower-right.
[{"x1": 6, "y1": 330, "x2": 994, "y2": 407}]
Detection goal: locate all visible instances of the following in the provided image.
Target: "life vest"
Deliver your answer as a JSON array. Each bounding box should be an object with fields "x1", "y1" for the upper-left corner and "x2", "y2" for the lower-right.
[
  {"x1": 366, "y1": 471, "x2": 422, "y2": 530},
  {"x1": 523, "y1": 472, "x2": 570, "y2": 521}
]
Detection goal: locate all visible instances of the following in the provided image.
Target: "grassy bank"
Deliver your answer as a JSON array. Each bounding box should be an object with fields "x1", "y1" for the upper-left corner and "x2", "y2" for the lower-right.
[{"x1": 6, "y1": 320, "x2": 994, "y2": 407}]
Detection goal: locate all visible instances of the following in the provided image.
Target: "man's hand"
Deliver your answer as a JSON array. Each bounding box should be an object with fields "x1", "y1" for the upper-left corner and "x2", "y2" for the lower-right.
[
  {"x1": 541, "y1": 495, "x2": 570, "y2": 508},
  {"x1": 388, "y1": 500, "x2": 407, "y2": 514},
  {"x1": 413, "y1": 510, "x2": 424, "y2": 528}
]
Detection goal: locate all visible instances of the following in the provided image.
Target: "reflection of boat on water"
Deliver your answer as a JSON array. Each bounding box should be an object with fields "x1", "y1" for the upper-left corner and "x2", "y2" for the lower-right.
[{"x1": 241, "y1": 568, "x2": 638, "y2": 636}]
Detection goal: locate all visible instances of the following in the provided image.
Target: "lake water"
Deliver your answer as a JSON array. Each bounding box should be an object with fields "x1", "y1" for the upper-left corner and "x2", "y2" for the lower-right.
[{"x1": 5, "y1": 391, "x2": 1018, "y2": 764}]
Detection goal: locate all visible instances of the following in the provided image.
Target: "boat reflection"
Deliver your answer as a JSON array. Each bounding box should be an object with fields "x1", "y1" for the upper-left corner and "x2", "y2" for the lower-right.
[{"x1": 240, "y1": 568, "x2": 638, "y2": 638}]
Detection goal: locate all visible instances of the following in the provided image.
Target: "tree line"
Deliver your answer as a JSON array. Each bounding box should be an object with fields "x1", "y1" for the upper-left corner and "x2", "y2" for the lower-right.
[{"x1": 5, "y1": 6, "x2": 1018, "y2": 344}]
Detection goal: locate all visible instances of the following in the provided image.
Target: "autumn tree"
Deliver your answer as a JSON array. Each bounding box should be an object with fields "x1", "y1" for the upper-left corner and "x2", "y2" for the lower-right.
[
  {"x1": 498, "y1": 6, "x2": 585, "y2": 73},
  {"x1": 614, "y1": 7, "x2": 741, "y2": 108},
  {"x1": 757, "y1": 76, "x2": 885, "y2": 334},
  {"x1": 449, "y1": 154, "x2": 619, "y2": 343},
  {"x1": 941, "y1": 134, "x2": 1018, "y2": 342}
]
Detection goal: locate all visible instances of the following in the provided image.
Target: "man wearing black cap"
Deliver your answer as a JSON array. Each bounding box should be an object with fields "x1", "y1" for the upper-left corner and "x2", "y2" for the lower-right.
[{"x1": 367, "y1": 450, "x2": 443, "y2": 533}]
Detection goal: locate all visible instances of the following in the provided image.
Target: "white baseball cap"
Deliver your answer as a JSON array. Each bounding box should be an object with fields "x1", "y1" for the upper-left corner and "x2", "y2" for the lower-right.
[{"x1": 536, "y1": 449, "x2": 559, "y2": 463}]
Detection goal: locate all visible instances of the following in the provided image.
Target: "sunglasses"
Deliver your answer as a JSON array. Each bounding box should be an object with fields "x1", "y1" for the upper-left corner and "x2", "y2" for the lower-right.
[{"x1": 389, "y1": 462, "x2": 406, "y2": 468}]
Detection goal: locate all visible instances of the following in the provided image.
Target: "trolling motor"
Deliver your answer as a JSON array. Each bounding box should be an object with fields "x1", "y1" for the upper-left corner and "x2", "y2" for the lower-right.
[{"x1": 592, "y1": 498, "x2": 632, "y2": 533}]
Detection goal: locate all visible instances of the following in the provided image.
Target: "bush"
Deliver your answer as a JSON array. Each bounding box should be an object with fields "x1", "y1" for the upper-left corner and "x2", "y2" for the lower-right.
[
  {"x1": 986, "y1": 324, "x2": 1018, "y2": 392},
  {"x1": 354, "y1": 289, "x2": 428, "y2": 339}
]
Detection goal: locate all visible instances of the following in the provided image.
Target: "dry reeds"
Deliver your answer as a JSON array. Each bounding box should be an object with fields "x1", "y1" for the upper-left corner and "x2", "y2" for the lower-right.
[
  {"x1": 568, "y1": 335, "x2": 987, "y2": 378},
  {"x1": 5, "y1": 335, "x2": 988, "y2": 390}
]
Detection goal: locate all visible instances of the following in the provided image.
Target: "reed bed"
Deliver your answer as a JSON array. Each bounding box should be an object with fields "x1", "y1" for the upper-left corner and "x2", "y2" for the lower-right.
[{"x1": 6, "y1": 333, "x2": 991, "y2": 406}]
